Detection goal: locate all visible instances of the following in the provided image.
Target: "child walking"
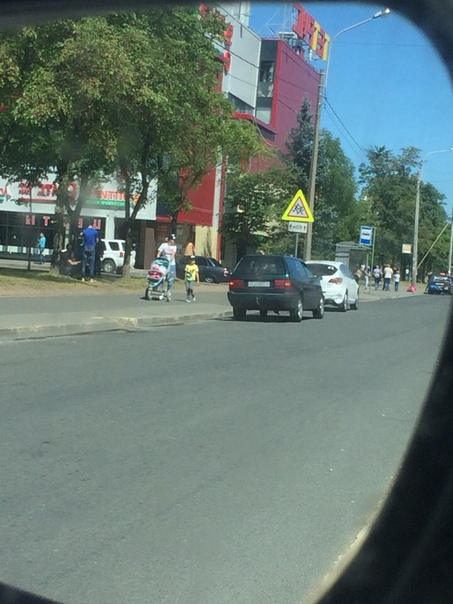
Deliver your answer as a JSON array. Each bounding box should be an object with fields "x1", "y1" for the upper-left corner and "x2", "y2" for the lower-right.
[
  {"x1": 394, "y1": 269, "x2": 401, "y2": 292},
  {"x1": 185, "y1": 256, "x2": 199, "y2": 302}
]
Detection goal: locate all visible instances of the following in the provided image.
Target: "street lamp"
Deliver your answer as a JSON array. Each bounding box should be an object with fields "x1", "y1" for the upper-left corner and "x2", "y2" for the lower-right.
[
  {"x1": 324, "y1": 8, "x2": 391, "y2": 89},
  {"x1": 304, "y1": 8, "x2": 391, "y2": 260},
  {"x1": 412, "y1": 147, "x2": 453, "y2": 288}
]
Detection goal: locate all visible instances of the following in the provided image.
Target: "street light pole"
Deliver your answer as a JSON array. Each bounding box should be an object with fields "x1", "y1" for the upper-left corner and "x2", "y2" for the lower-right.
[
  {"x1": 323, "y1": 8, "x2": 391, "y2": 89},
  {"x1": 412, "y1": 148, "x2": 453, "y2": 288},
  {"x1": 304, "y1": 8, "x2": 390, "y2": 261}
]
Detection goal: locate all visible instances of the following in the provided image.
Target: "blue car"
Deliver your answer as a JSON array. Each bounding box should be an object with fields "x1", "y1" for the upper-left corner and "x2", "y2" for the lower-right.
[{"x1": 426, "y1": 274, "x2": 452, "y2": 294}]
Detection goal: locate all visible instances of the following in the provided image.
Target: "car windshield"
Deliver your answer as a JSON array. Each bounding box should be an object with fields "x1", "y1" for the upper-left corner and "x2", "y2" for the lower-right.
[
  {"x1": 236, "y1": 256, "x2": 286, "y2": 275},
  {"x1": 307, "y1": 263, "x2": 337, "y2": 276},
  {"x1": 209, "y1": 258, "x2": 222, "y2": 266}
]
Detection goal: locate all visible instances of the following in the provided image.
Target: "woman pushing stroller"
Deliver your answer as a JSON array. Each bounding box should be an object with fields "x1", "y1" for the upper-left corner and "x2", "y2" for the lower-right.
[{"x1": 157, "y1": 235, "x2": 177, "y2": 294}]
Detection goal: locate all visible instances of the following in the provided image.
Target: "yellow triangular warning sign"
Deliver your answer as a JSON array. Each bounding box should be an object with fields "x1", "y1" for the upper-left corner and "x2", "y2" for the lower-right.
[{"x1": 281, "y1": 190, "x2": 314, "y2": 222}]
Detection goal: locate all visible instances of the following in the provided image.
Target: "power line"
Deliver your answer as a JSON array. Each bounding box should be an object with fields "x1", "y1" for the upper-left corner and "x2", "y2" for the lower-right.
[{"x1": 324, "y1": 97, "x2": 368, "y2": 162}]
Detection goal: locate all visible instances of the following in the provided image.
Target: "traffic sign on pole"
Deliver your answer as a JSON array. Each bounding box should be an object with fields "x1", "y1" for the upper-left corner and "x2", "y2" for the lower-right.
[
  {"x1": 359, "y1": 225, "x2": 373, "y2": 246},
  {"x1": 281, "y1": 190, "x2": 314, "y2": 223},
  {"x1": 288, "y1": 222, "x2": 308, "y2": 233}
]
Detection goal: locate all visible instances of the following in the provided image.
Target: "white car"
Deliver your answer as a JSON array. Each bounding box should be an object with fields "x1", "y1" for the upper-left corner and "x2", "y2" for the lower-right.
[
  {"x1": 101, "y1": 239, "x2": 136, "y2": 273},
  {"x1": 305, "y1": 261, "x2": 359, "y2": 311}
]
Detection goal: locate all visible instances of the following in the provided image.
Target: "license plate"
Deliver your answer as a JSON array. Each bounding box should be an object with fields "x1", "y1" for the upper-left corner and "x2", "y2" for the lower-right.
[{"x1": 248, "y1": 281, "x2": 270, "y2": 287}]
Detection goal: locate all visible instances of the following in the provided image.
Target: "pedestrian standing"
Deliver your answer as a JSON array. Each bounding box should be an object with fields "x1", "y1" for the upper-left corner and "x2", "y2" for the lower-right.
[
  {"x1": 37, "y1": 232, "x2": 46, "y2": 264},
  {"x1": 373, "y1": 265, "x2": 382, "y2": 290},
  {"x1": 81, "y1": 222, "x2": 99, "y2": 282},
  {"x1": 157, "y1": 234, "x2": 177, "y2": 294},
  {"x1": 394, "y1": 269, "x2": 401, "y2": 292},
  {"x1": 95, "y1": 239, "x2": 105, "y2": 277},
  {"x1": 183, "y1": 238, "x2": 195, "y2": 257},
  {"x1": 383, "y1": 264, "x2": 394, "y2": 291},
  {"x1": 185, "y1": 255, "x2": 199, "y2": 302},
  {"x1": 405, "y1": 267, "x2": 410, "y2": 281}
]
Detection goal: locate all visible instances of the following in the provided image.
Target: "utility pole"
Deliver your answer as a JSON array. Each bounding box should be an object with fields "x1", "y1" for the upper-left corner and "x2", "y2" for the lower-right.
[
  {"x1": 303, "y1": 8, "x2": 390, "y2": 262},
  {"x1": 304, "y1": 69, "x2": 324, "y2": 261},
  {"x1": 448, "y1": 206, "x2": 453, "y2": 275}
]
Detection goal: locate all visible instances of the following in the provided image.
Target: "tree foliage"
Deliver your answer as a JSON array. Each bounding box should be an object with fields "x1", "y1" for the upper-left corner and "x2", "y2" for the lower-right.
[
  {"x1": 0, "y1": 9, "x2": 266, "y2": 274},
  {"x1": 359, "y1": 146, "x2": 448, "y2": 273},
  {"x1": 277, "y1": 99, "x2": 359, "y2": 257},
  {"x1": 221, "y1": 166, "x2": 292, "y2": 260}
]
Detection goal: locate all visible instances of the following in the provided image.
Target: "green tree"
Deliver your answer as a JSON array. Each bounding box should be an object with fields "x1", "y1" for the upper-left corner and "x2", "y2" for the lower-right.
[
  {"x1": 0, "y1": 19, "x2": 127, "y2": 269},
  {"x1": 281, "y1": 101, "x2": 360, "y2": 257},
  {"x1": 359, "y1": 146, "x2": 447, "y2": 271},
  {"x1": 221, "y1": 166, "x2": 291, "y2": 260}
]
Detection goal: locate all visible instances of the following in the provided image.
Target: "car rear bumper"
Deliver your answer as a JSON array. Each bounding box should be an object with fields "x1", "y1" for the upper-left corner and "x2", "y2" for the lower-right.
[{"x1": 227, "y1": 291, "x2": 300, "y2": 310}]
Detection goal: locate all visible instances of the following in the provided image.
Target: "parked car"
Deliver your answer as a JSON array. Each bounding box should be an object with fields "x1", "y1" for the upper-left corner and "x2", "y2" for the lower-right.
[
  {"x1": 177, "y1": 255, "x2": 231, "y2": 283},
  {"x1": 101, "y1": 239, "x2": 136, "y2": 274},
  {"x1": 305, "y1": 260, "x2": 359, "y2": 311},
  {"x1": 228, "y1": 254, "x2": 324, "y2": 321},
  {"x1": 426, "y1": 274, "x2": 452, "y2": 294}
]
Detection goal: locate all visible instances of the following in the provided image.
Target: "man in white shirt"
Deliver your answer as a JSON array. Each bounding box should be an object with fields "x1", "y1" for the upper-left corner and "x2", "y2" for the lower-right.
[{"x1": 383, "y1": 264, "x2": 393, "y2": 291}]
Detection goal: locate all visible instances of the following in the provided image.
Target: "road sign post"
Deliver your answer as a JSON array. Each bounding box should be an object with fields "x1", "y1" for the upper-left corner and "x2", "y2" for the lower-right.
[
  {"x1": 359, "y1": 226, "x2": 373, "y2": 246},
  {"x1": 282, "y1": 191, "x2": 314, "y2": 258}
]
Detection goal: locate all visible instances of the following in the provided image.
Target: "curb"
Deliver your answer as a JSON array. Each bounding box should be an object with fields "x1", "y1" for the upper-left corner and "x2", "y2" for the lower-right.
[{"x1": 0, "y1": 311, "x2": 233, "y2": 341}]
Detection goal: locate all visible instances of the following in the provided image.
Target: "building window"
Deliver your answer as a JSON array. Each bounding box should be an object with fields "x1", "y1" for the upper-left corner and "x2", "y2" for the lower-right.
[
  {"x1": 259, "y1": 60, "x2": 275, "y2": 83},
  {"x1": 228, "y1": 93, "x2": 254, "y2": 115}
]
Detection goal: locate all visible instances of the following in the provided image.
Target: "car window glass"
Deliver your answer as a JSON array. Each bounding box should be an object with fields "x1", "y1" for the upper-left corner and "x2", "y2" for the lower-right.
[
  {"x1": 307, "y1": 263, "x2": 336, "y2": 276},
  {"x1": 109, "y1": 242, "x2": 120, "y2": 251},
  {"x1": 286, "y1": 257, "x2": 300, "y2": 278},
  {"x1": 209, "y1": 258, "x2": 222, "y2": 267},
  {"x1": 196, "y1": 257, "x2": 208, "y2": 266},
  {"x1": 299, "y1": 263, "x2": 309, "y2": 278},
  {"x1": 341, "y1": 265, "x2": 353, "y2": 279},
  {"x1": 303, "y1": 263, "x2": 315, "y2": 278},
  {"x1": 236, "y1": 256, "x2": 286, "y2": 275}
]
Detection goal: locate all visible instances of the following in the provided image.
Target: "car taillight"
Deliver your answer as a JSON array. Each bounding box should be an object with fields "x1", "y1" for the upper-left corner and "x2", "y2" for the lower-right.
[
  {"x1": 274, "y1": 279, "x2": 292, "y2": 289},
  {"x1": 328, "y1": 278, "x2": 343, "y2": 285},
  {"x1": 120, "y1": 251, "x2": 124, "y2": 258},
  {"x1": 229, "y1": 279, "x2": 244, "y2": 289}
]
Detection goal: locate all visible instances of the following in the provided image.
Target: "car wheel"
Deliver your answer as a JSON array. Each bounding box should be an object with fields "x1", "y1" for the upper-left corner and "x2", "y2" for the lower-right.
[
  {"x1": 144, "y1": 287, "x2": 150, "y2": 301},
  {"x1": 233, "y1": 308, "x2": 246, "y2": 321},
  {"x1": 339, "y1": 292, "x2": 349, "y2": 312},
  {"x1": 312, "y1": 296, "x2": 324, "y2": 319},
  {"x1": 289, "y1": 297, "x2": 303, "y2": 322},
  {"x1": 204, "y1": 275, "x2": 216, "y2": 284},
  {"x1": 102, "y1": 258, "x2": 116, "y2": 274},
  {"x1": 350, "y1": 292, "x2": 359, "y2": 310},
  {"x1": 259, "y1": 309, "x2": 268, "y2": 320}
]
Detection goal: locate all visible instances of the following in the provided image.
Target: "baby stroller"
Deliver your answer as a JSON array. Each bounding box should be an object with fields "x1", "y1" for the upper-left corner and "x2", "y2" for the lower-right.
[{"x1": 145, "y1": 257, "x2": 171, "y2": 301}]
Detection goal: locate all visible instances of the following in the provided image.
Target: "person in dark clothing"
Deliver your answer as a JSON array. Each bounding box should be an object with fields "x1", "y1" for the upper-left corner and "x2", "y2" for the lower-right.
[
  {"x1": 95, "y1": 239, "x2": 105, "y2": 276},
  {"x1": 60, "y1": 244, "x2": 82, "y2": 278},
  {"x1": 81, "y1": 222, "x2": 99, "y2": 282}
]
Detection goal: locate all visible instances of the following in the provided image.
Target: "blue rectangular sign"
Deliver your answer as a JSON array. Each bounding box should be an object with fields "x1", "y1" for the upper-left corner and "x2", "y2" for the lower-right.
[{"x1": 360, "y1": 226, "x2": 373, "y2": 246}]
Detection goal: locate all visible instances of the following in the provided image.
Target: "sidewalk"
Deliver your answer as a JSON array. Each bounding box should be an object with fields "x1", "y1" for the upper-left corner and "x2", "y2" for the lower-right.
[{"x1": 0, "y1": 277, "x2": 424, "y2": 341}]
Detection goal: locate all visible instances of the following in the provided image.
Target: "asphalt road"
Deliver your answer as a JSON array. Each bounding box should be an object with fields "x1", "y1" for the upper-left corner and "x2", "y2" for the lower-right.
[{"x1": 0, "y1": 295, "x2": 450, "y2": 604}]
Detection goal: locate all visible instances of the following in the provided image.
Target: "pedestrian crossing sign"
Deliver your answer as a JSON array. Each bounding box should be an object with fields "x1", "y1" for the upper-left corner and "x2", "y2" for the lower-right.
[{"x1": 281, "y1": 190, "x2": 314, "y2": 222}]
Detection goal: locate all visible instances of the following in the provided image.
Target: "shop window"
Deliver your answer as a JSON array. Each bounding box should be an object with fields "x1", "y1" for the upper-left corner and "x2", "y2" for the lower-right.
[{"x1": 259, "y1": 60, "x2": 275, "y2": 83}]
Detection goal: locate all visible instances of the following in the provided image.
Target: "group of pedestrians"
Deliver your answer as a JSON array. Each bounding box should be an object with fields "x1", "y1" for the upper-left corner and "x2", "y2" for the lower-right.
[
  {"x1": 60, "y1": 222, "x2": 103, "y2": 281},
  {"x1": 372, "y1": 264, "x2": 401, "y2": 291},
  {"x1": 156, "y1": 235, "x2": 200, "y2": 302}
]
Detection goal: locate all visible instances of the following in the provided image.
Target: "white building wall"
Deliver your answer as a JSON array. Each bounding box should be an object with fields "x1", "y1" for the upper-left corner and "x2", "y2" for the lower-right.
[{"x1": 217, "y1": 4, "x2": 261, "y2": 113}]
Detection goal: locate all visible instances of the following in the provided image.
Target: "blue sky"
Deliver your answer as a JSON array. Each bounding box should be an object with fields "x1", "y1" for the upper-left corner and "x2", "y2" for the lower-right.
[{"x1": 249, "y1": 2, "x2": 453, "y2": 212}]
